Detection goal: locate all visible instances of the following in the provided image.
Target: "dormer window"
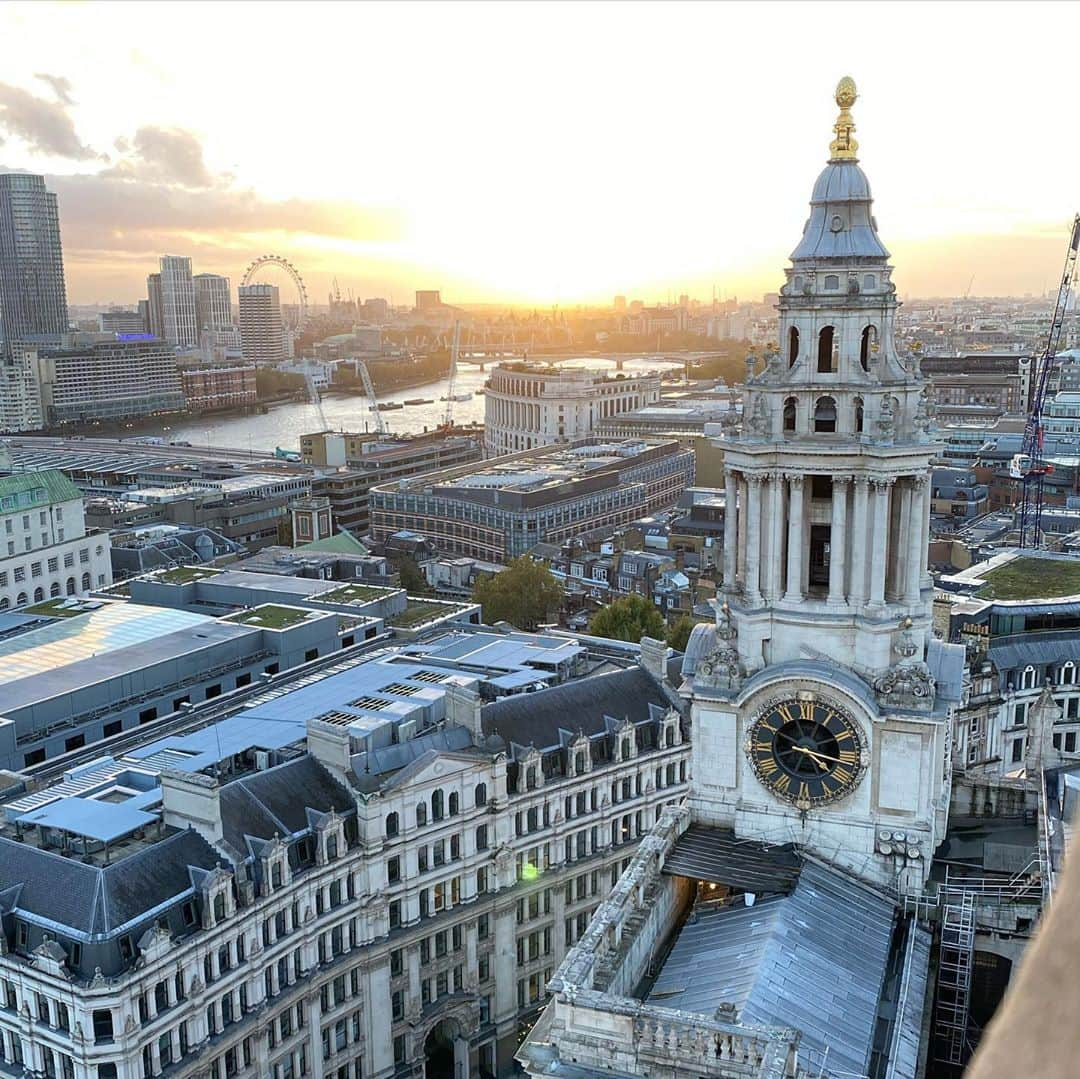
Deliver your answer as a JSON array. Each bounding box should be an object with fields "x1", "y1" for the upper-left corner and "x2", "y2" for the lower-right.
[
  {"x1": 270, "y1": 863, "x2": 282, "y2": 889},
  {"x1": 213, "y1": 894, "x2": 225, "y2": 922}
]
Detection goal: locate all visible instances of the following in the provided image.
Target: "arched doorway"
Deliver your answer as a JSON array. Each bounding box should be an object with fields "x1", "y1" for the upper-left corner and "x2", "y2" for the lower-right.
[{"x1": 424, "y1": 1017, "x2": 468, "y2": 1079}]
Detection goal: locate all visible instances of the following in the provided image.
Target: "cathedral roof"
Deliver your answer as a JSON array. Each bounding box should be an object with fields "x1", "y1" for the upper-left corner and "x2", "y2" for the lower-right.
[{"x1": 790, "y1": 78, "x2": 890, "y2": 264}]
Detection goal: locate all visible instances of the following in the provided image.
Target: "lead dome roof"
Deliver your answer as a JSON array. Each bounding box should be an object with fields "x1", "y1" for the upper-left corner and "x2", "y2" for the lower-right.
[{"x1": 790, "y1": 159, "x2": 890, "y2": 263}]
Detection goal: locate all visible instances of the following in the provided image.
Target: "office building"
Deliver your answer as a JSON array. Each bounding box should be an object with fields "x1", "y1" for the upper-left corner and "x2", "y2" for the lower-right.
[
  {"x1": 239, "y1": 283, "x2": 287, "y2": 363},
  {"x1": 98, "y1": 309, "x2": 147, "y2": 335},
  {"x1": 176, "y1": 357, "x2": 257, "y2": 412},
  {"x1": 0, "y1": 347, "x2": 45, "y2": 432},
  {"x1": 520, "y1": 77, "x2": 967, "y2": 1079},
  {"x1": 0, "y1": 173, "x2": 69, "y2": 354},
  {"x1": 194, "y1": 273, "x2": 233, "y2": 334},
  {"x1": 484, "y1": 364, "x2": 661, "y2": 455},
  {"x1": 0, "y1": 625, "x2": 687, "y2": 1079},
  {"x1": 0, "y1": 469, "x2": 112, "y2": 615},
  {"x1": 37, "y1": 336, "x2": 185, "y2": 424},
  {"x1": 370, "y1": 438, "x2": 695, "y2": 563},
  {"x1": 415, "y1": 289, "x2": 442, "y2": 311},
  {"x1": 159, "y1": 256, "x2": 198, "y2": 349},
  {"x1": 146, "y1": 273, "x2": 165, "y2": 339}
]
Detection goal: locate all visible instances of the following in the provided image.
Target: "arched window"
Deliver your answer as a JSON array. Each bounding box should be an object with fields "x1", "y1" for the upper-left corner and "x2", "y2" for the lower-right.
[
  {"x1": 666, "y1": 726, "x2": 676, "y2": 748},
  {"x1": 431, "y1": 789, "x2": 444, "y2": 821},
  {"x1": 814, "y1": 396, "x2": 837, "y2": 433},
  {"x1": 783, "y1": 396, "x2": 797, "y2": 433},
  {"x1": 854, "y1": 396, "x2": 865, "y2": 434},
  {"x1": 817, "y1": 326, "x2": 835, "y2": 373},
  {"x1": 0, "y1": 598, "x2": 8, "y2": 610},
  {"x1": 66, "y1": 577, "x2": 76, "y2": 596},
  {"x1": 33, "y1": 587, "x2": 43, "y2": 603},
  {"x1": 574, "y1": 751, "x2": 586, "y2": 775},
  {"x1": 474, "y1": 782, "x2": 488, "y2": 807},
  {"x1": 1061, "y1": 662, "x2": 1076, "y2": 686},
  {"x1": 385, "y1": 811, "x2": 399, "y2": 838},
  {"x1": 16, "y1": 592, "x2": 27, "y2": 608},
  {"x1": 1020, "y1": 666, "x2": 1037, "y2": 690},
  {"x1": 416, "y1": 801, "x2": 427, "y2": 827},
  {"x1": 448, "y1": 792, "x2": 459, "y2": 816},
  {"x1": 81, "y1": 572, "x2": 91, "y2": 591},
  {"x1": 824, "y1": 274, "x2": 840, "y2": 290},
  {"x1": 860, "y1": 326, "x2": 875, "y2": 372},
  {"x1": 787, "y1": 326, "x2": 800, "y2": 367},
  {"x1": 863, "y1": 274, "x2": 876, "y2": 290},
  {"x1": 49, "y1": 581, "x2": 60, "y2": 598}
]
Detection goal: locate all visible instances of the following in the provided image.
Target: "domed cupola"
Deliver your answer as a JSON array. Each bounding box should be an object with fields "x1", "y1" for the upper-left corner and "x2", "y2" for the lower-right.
[{"x1": 790, "y1": 77, "x2": 889, "y2": 264}]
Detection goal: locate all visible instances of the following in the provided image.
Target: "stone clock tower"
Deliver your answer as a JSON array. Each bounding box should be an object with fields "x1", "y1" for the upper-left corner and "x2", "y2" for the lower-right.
[{"x1": 684, "y1": 78, "x2": 962, "y2": 891}]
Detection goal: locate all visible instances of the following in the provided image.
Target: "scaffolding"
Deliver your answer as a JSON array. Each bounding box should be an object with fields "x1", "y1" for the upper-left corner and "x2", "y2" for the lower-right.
[{"x1": 934, "y1": 891, "x2": 976, "y2": 1068}]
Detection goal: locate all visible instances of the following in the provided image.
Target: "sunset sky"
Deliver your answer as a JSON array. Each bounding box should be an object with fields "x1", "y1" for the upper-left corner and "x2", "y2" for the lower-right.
[{"x1": 0, "y1": 0, "x2": 1075, "y2": 308}]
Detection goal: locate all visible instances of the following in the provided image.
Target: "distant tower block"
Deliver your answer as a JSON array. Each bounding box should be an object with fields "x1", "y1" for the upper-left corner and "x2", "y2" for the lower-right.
[{"x1": 290, "y1": 496, "x2": 333, "y2": 546}]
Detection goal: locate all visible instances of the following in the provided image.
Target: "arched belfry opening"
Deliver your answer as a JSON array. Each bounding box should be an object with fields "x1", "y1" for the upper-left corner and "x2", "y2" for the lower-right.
[
  {"x1": 860, "y1": 325, "x2": 875, "y2": 371},
  {"x1": 813, "y1": 396, "x2": 837, "y2": 433},
  {"x1": 817, "y1": 326, "x2": 835, "y2": 373},
  {"x1": 783, "y1": 396, "x2": 797, "y2": 433},
  {"x1": 788, "y1": 326, "x2": 800, "y2": 367},
  {"x1": 854, "y1": 396, "x2": 865, "y2": 433}
]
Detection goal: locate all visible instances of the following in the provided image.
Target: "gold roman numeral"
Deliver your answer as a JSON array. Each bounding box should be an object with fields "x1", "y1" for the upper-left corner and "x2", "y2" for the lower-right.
[
  {"x1": 838, "y1": 749, "x2": 859, "y2": 765},
  {"x1": 798, "y1": 701, "x2": 814, "y2": 722}
]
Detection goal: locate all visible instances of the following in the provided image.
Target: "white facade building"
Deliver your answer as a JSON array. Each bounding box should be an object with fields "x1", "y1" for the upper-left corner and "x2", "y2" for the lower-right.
[
  {"x1": 0, "y1": 347, "x2": 44, "y2": 433},
  {"x1": 483, "y1": 364, "x2": 660, "y2": 455},
  {"x1": 160, "y1": 256, "x2": 198, "y2": 349},
  {"x1": 0, "y1": 633, "x2": 688, "y2": 1079},
  {"x1": 0, "y1": 469, "x2": 112, "y2": 610},
  {"x1": 239, "y1": 284, "x2": 287, "y2": 364}
]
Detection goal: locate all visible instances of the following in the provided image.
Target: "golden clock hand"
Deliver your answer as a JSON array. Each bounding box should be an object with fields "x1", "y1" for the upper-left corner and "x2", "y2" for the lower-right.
[{"x1": 788, "y1": 745, "x2": 829, "y2": 772}]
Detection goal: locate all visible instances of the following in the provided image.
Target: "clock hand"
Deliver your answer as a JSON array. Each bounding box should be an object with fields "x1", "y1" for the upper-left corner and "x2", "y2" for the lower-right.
[
  {"x1": 791, "y1": 745, "x2": 844, "y2": 766},
  {"x1": 787, "y1": 745, "x2": 828, "y2": 772}
]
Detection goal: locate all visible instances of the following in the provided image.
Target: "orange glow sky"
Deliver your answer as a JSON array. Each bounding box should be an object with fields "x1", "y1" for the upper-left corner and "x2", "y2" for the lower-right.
[{"x1": 0, "y1": 0, "x2": 1075, "y2": 307}]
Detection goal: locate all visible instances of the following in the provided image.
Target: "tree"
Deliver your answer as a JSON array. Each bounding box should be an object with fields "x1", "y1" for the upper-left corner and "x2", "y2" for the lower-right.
[
  {"x1": 589, "y1": 594, "x2": 666, "y2": 644},
  {"x1": 666, "y1": 615, "x2": 695, "y2": 653},
  {"x1": 472, "y1": 557, "x2": 564, "y2": 631},
  {"x1": 393, "y1": 555, "x2": 430, "y2": 595}
]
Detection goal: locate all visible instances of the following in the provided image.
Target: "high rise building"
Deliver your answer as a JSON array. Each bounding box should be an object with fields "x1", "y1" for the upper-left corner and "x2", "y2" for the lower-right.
[
  {"x1": 146, "y1": 272, "x2": 165, "y2": 339},
  {"x1": 0, "y1": 347, "x2": 44, "y2": 432},
  {"x1": 159, "y1": 255, "x2": 198, "y2": 348},
  {"x1": 0, "y1": 173, "x2": 69, "y2": 355},
  {"x1": 415, "y1": 289, "x2": 442, "y2": 311},
  {"x1": 194, "y1": 273, "x2": 233, "y2": 332},
  {"x1": 238, "y1": 283, "x2": 287, "y2": 363}
]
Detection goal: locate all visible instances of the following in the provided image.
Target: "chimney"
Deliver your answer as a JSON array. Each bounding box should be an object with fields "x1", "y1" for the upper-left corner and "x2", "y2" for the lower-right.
[
  {"x1": 639, "y1": 636, "x2": 669, "y2": 682},
  {"x1": 307, "y1": 718, "x2": 354, "y2": 781},
  {"x1": 160, "y1": 769, "x2": 223, "y2": 845}
]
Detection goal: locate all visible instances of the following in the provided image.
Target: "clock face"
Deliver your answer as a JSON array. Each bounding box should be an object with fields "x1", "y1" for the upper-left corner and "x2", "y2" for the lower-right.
[{"x1": 746, "y1": 697, "x2": 866, "y2": 809}]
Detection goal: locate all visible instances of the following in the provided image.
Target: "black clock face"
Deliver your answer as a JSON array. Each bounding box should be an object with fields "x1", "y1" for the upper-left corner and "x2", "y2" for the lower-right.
[{"x1": 746, "y1": 698, "x2": 865, "y2": 808}]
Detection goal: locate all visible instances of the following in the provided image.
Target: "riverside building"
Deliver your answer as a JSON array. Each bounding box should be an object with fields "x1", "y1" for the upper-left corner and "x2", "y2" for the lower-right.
[
  {"x1": 483, "y1": 364, "x2": 660, "y2": 455},
  {"x1": 0, "y1": 629, "x2": 688, "y2": 1079},
  {"x1": 369, "y1": 438, "x2": 695, "y2": 563}
]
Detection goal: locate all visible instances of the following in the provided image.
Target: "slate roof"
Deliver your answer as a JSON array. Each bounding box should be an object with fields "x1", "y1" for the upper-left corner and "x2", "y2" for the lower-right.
[
  {"x1": 649, "y1": 860, "x2": 899, "y2": 1079},
  {"x1": 988, "y1": 631, "x2": 1080, "y2": 674},
  {"x1": 480, "y1": 666, "x2": 674, "y2": 750},
  {"x1": 219, "y1": 755, "x2": 353, "y2": 854},
  {"x1": 662, "y1": 825, "x2": 801, "y2": 894},
  {"x1": 0, "y1": 827, "x2": 223, "y2": 938}
]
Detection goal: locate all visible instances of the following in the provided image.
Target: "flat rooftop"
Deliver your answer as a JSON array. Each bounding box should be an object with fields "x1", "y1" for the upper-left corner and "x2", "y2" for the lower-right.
[{"x1": 0, "y1": 601, "x2": 214, "y2": 685}]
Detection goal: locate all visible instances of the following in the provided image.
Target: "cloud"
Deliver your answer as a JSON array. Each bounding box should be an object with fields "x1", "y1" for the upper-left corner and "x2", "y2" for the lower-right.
[
  {"x1": 35, "y1": 73, "x2": 74, "y2": 106},
  {"x1": 104, "y1": 125, "x2": 216, "y2": 188},
  {"x1": 0, "y1": 79, "x2": 98, "y2": 160}
]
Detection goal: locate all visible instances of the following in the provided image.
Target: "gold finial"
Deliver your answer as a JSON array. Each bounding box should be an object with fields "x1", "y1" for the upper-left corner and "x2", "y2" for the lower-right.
[{"x1": 829, "y1": 76, "x2": 859, "y2": 161}]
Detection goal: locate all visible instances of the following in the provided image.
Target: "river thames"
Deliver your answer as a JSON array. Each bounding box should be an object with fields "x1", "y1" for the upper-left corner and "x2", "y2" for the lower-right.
[{"x1": 152, "y1": 356, "x2": 684, "y2": 453}]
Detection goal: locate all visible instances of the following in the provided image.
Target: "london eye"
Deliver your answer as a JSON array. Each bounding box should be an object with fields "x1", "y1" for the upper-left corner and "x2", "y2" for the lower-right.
[{"x1": 240, "y1": 255, "x2": 309, "y2": 335}]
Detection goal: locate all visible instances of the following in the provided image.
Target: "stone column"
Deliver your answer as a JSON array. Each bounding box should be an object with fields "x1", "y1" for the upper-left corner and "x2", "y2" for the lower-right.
[
  {"x1": 784, "y1": 474, "x2": 804, "y2": 603},
  {"x1": 723, "y1": 469, "x2": 738, "y2": 590},
  {"x1": 849, "y1": 476, "x2": 869, "y2": 607},
  {"x1": 766, "y1": 471, "x2": 785, "y2": 601},
  {"x1": 828, "y1": 476, "x2": 850, "y2": 606},
  {"x1": 905, "y1": 476, "x2": 927, "y2": 604},
  {"x1": 744, "y1": 474, "x2": 763, "y2": 605},
  {"x1": 454, "y1": 1034, "x2": 470, "y2": 1079},
  {"x1": 869, "y1": 479, "x2": 892, "y2": 607},
  {"x1": 736, "y1": 476, "x2": 748, "y2": 588},
  {"x1": 920, "y1": 472, "x2": 933, "y2": 582}
]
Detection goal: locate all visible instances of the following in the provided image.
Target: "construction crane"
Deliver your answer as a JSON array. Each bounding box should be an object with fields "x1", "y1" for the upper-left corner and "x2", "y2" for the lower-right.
[
  {"x1": 1011, "y1": 214, "x2": 1080, "y2": 548},
  {"x1": 355, "y1": 360, "x2": 387, "y2": 436},
  {"x1": 442, "y1": 320, "x2": 462, "y2": 429}
]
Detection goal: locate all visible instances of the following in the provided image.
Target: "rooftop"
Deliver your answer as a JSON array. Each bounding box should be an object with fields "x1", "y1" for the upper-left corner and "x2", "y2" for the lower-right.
[
  {"x1": 223, "y1": 604, "x2": 314, "y2": 630},
  {"x1": 979, "y1": 557, "x2": 1080, "y2": 601}
]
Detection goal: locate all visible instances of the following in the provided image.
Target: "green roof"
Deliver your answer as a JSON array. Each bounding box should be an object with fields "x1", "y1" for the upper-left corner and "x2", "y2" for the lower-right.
[
  {"x1": 296, "y1": 531, "x2": 370, "y2": 556},
  {"x1": 978, "y1": 557, "x2": 1080, "y2": 601},
  {"x1": 0, "y1": 469, "x2": 82, "y2": 509}
]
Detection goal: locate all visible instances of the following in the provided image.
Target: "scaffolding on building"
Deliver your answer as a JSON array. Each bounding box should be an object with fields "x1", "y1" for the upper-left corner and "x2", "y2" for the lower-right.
[{"x1": 933, "y1": 891, "x2": 976, "y2": 1068}]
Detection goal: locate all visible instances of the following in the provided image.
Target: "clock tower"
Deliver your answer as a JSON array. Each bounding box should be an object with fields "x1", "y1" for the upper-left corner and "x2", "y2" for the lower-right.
[{"x1": 684, "y1": 78, "x2": 961, "y2": 891}]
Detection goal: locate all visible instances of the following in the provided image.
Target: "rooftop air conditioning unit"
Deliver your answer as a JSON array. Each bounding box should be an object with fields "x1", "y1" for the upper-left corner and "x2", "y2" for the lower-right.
[
  {"x1": 398, "y1": 720, "x2": 417, "y2": 743},
  {"x1": 255, "y1": 751, "x2": 270, "y2": 772}
]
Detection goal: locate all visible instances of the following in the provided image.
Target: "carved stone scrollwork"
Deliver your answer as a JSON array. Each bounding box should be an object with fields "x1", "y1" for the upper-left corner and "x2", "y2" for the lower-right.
[
  {"x1": 747, "y1": 396, "x2": 770, "y2": 438},
  {"x1": 873, "y1": 662, "x2": 936, "y2": 709},
  {"x1": 696, "y1": 603, "x2": 743, "y2": 691}
]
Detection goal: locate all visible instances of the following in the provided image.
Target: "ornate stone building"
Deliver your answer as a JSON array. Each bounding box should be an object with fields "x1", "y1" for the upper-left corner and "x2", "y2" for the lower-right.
[{"x1": 519, "y1": 78, "x2": 966, "y2": 1079}]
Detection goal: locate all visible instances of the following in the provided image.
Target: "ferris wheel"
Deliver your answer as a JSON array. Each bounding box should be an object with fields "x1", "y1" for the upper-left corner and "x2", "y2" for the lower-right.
[{"x1": 240, "y1": 255, "x2": 309, "y2": 335}]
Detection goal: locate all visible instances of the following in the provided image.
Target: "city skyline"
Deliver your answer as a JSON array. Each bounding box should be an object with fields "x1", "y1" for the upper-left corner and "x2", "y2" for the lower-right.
[{"x1": 0, "y1": 1, "x2": 1076, "y2": 307}]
